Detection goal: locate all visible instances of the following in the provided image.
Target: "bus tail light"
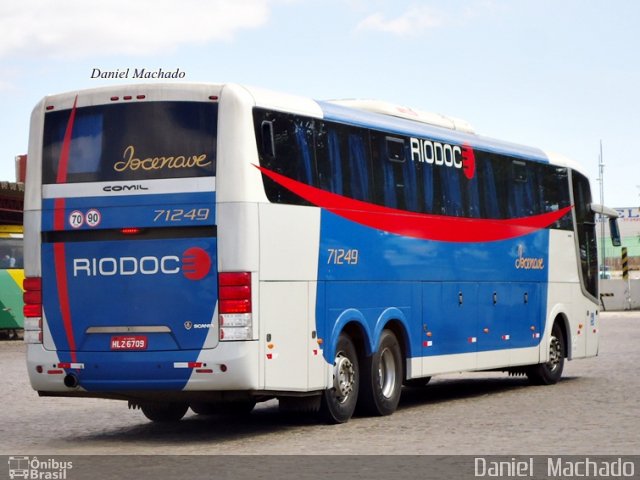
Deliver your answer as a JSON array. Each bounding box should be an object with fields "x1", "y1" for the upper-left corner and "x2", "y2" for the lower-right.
[
  {"x1": 23, "y1": 277, "x2": 43, "y2": 344},
  {"x1": 219, "y1": 272, "x2": 252, "y2": 341},
  {"x1": 121, "y1": 227, "x2": 142, "y2": 235}
]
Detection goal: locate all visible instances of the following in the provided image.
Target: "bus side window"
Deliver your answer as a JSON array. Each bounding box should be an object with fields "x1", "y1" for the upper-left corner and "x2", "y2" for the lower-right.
[
  {"x1": 387, "y1": 137, "x2": 407, "y2": 209},
  {"x1": 540, "y1": 165, "x2": 572, "y2": 230},
  {"x1": 399, "y1": 140, "x2": 419, "y2": 212},
  {"x1": 439, "y1": 166, "x2": 463, "y2": 216},
  {"x1": 482, "y1": 160, "x2": 501, "y2": 218},
  {"x1": 346, "y1": 132, "x2": 371, "y2": 201},
  {"x1": 488, "y1": 156, "x2": 510, "y2": 219},
  {"x1": 421, "y1": 152, "x2": 434, "y2": 214},
  {"x1": 317, "y1": 123, "x2": 372, "y2": 202},
  {"x1": 509, "y1": 160, "x2": 528, "y2": 217},
  {"x1": 294, "y1": 121, "x2": 314, "y2": 186},
  {"x1": 326, "y1": 127, "x2": 344, "y2": 195},
  {"x1": 371, "y1": 135, "x2": 402, "y2": 209},
  {"x1": 254, "y1": 110, "x2": 315, "y2": 205},
  {"x1": 463, "y1": 172, "x2": 481, "y2": 218},
  {"x1": 509, "y1": 160, "x2": 543, "y2": 217}
]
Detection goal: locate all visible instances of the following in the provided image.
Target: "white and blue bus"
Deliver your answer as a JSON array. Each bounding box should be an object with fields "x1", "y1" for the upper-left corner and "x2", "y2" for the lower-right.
[{"x1": 24, "y1": 84, "x2": 620, "y2": 423}]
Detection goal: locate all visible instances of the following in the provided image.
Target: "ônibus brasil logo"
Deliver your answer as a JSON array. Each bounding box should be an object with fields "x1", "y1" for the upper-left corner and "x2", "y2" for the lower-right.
[{"x1": 72, "y1": 247, "x2": 211, "y2": 280}]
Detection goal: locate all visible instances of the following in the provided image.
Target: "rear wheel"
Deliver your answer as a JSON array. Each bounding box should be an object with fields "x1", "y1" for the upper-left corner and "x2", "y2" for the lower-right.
[
  {"x1": 320, "y1": 333, "x2": 359, "y2": 424},
  {"x1": 359, "y1": 329, "x2": 403, "y2": 416},
  {"x1": 140, "y1": 402, "x2": 189, "y2": 422},
  {"x1": 527, "y1": 322, "x2": 565, "y2": 385}
]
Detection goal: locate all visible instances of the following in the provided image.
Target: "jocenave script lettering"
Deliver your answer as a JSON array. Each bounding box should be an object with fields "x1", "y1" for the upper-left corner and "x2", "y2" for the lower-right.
[{"x1": 114, "y1": 145, "x2": 211, "y2": 172}]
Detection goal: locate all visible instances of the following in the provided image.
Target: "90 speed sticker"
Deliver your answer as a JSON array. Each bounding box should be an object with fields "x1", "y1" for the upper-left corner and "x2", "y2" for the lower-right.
[{"x1": 86, "y1": 209, "x2": 101, "y2": 227}]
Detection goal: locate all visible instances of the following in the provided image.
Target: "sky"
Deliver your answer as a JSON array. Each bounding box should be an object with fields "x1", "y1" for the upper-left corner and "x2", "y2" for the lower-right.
[{"x1": 1, "y1": 0, "x2": 639, "y2": 207}]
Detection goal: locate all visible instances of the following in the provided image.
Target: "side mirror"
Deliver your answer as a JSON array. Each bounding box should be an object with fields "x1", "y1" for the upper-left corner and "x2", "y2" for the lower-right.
[
  {"x1": 609, "y1": 217, "x2": 621, "y2": 247},
  {"x1": 590, "y1": 204, "x2": 621, "y2": 247}
]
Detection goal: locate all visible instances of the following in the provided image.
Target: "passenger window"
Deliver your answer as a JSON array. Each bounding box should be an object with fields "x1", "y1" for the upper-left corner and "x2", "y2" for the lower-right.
[
  {"x1": 316, "y1": 123, "x2": 371, "y2": 201},
  {"x1": 255, "y1": 110, "x2": 314, "y2": 205}
]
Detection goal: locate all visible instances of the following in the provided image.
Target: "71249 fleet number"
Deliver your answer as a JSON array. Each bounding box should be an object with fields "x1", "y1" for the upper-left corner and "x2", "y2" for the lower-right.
[{"x1": 327, "y1": 248, "x2": 359, "y2": 265}]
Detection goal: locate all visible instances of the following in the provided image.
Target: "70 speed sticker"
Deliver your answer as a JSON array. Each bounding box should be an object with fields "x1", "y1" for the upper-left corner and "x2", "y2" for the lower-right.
[{"x1": 69, "y1": 208, "x2": 102, "y2": 229}]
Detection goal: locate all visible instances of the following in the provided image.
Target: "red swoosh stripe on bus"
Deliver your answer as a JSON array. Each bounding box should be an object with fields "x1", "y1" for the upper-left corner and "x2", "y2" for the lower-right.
[
  {"x1": 53, "y1": 96, "x2": 79, "y2": 361},
  {"x1": 256, "y1": 165, "x2": 572, "y2": 243},
  {"x1": 56, "y1": 95, "x2": 78, "y2": 184},
  {"x1": 54, "y1": 243, "x2": 77, "y2": 360},
  {"x1": 54, "y1": 95, "x2": 78, "y2": 230}
]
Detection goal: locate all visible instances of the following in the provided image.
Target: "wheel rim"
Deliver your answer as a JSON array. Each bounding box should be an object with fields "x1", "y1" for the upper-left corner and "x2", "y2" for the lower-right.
[
  {"x1": 378, "y1": 347, "x2": 397, "y2": 398},
  {"x1": 547, "y1": 335, "x2": 562, "y2": 372},
  {"x1": 333, "y1": 352, "x2": 355, "y2": 404}
]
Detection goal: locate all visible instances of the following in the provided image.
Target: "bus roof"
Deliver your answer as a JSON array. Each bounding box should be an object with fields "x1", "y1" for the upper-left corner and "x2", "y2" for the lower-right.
[
  {"x1": 37, "y1": 82, "x2": 585, "y2": 173},
  {"x1": 316, "y1": 100, "x2": 549, "y2": 164}
]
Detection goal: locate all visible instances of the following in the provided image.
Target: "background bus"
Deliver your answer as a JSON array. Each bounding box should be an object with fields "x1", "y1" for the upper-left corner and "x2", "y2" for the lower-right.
[
  {"x1": 23, "y1": 84, "x2": 619, "y2": 423},
  {"x1": 0, "y1": 224, "x2": 24, "y2": 339}
]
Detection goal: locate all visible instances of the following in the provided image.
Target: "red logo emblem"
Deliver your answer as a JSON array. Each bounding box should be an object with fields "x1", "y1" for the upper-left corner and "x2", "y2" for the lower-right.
[
  {"x1": 182, "y1": 247, "x2": 211, "y2": 280},
  {"x1": 461, "y1": 145, "x2": 476, "y2": 180}
]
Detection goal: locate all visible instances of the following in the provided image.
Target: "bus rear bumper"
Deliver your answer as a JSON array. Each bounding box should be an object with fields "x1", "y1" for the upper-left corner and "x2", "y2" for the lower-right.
[{"x1": 26, "y1": 341, "x2": 260, "y2": 394}]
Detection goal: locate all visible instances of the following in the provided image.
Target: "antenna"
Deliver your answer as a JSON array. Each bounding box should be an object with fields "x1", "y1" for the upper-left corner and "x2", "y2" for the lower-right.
[{"x1": 598, "y1": 140, "x2": 606, "y2": 279}]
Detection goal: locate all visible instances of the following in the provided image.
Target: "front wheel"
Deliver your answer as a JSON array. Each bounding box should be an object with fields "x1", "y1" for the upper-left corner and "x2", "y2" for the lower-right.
[
  {"x1": 527, "y1": 322, "x2": 565, "y2": 385},
  {"x1": 320, "y1": 333, "x2": 359, "y2": 424},
  {"x1": 359, "y1": 329, "x2": 403, "y2": 416}
]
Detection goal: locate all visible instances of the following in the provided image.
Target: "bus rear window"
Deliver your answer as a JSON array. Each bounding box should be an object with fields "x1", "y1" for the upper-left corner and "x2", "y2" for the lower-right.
[{"x1": 42, "y1": 101, "x2": 217, "y2": 184}]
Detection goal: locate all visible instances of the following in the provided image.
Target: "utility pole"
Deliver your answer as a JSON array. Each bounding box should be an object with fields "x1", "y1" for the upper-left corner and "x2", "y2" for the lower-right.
[{"x1": 598, "y1": 140, "x2": 606, "y2": 278}]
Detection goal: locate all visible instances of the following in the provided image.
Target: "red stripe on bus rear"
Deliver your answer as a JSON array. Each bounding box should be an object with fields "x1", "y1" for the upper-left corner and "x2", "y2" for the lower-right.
[
  {"x1": 53, "y1": 236, "x2": 77, "y2": 361},
  {"x1": 56, "y1": 95, "x2": 78, "y2": 184},
  {"x1": 53, "y1": 96, "x2": 77, "y2": 231},
  {"x1": 50, "y1": 97, "x2": 79, "y2": 359},
  {"x1": 53, "y1": 198, "x2": 66, "y2": 231}
]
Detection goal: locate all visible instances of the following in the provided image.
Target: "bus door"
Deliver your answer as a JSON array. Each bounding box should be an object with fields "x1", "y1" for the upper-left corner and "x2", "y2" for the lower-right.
[
  {"x1": 422, "y1": 282, "x2": 478, "y2": 374},
  {"x1": 572, "y1": 171, "x2": 598, "y2": 358},
  {"x1": 476, "y1": 283, "x2": 541, "y2": 368}
]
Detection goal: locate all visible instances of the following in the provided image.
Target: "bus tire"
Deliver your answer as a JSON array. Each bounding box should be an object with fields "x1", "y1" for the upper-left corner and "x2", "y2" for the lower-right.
[
  {"x1": 359, "y1": 329, "x2": 403, "y2": 416},
  {"x1": 320, "y1": 333, "x2": 359, "y2": 424},
  {"x1": 140, "y1": 402, "x2": 189, "y2": 422},
  {"x1": 527, "y1": 322, "x2": 565, "y2": 385}
]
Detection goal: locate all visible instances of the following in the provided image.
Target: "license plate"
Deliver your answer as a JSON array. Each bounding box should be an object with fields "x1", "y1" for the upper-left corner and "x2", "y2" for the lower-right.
[{"x1": 110, "y1": 335, "x2": 148, "y2": 351}]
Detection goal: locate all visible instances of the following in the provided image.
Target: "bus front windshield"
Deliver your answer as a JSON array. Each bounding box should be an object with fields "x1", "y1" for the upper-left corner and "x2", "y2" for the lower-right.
[{"x1": 42, "y1": 101, "x2": 218, "y2": 184}]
